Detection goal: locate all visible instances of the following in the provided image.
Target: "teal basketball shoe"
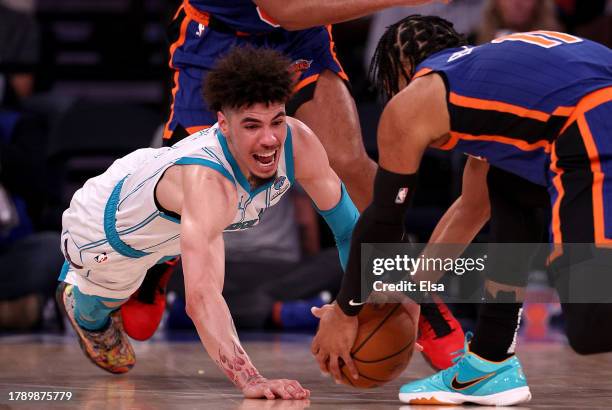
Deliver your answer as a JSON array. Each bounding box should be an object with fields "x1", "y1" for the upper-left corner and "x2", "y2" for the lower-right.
[{"x1": 399, "y1": 333, "x2": 531, "y2": 405}]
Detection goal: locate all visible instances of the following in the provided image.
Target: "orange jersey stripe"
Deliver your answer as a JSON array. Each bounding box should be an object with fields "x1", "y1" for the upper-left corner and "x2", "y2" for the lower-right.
[
  {"x1": 413, "y1": 68, "x2": 433, "y2": 80},
  {"x1": 559, "y1": 87, "x2": 612, "y2": 135},
  {"x1": 577, "y1": 115, "x2": 612, "y2": 244},
  {"x1": 549, "y1": 142, "x2": 565, "y2": 245},
  {"x1": 293, "y1": 74, "x2": 319, "y2": 93},
  {"x1": 448, "y1": 131, "x2": 551, "y2": 153},
  {"x1": 449, "y1": 93, "x2": 573, "y2": 123},
  {"x1": 183, "y1": 0, "x2": 210, "y2": 26},
  {"x1": 325, "y1": 25, "x2": 349, "y2": 81}
]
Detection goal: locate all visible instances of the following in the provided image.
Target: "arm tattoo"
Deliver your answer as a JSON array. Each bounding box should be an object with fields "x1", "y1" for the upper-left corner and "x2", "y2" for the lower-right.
[{"x1": 216, "y1": 341, "x2": 264, "y2": 388}]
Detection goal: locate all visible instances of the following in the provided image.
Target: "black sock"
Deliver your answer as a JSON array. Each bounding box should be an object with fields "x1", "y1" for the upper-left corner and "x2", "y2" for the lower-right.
[
  {"x1": 420, "y1": 297, "x2": 452, "y2": 338},
  {"x1": 470, "y1": 291, "x2": 523, "y2": 362}
]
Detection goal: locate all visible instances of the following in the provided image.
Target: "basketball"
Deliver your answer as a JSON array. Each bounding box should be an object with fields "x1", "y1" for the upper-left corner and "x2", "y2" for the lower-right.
[{"x1": 341, "y1": 303, "x2": 417, "y2": 388}]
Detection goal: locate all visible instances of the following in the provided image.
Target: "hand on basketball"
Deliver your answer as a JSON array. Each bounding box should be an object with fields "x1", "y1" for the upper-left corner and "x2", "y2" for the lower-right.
[
  {"x1": 242, "y1": 378, "x2": 310, "y2": 400},
  {"x1": 311, "y1": 303, "x2": 359, "y2": 384}
]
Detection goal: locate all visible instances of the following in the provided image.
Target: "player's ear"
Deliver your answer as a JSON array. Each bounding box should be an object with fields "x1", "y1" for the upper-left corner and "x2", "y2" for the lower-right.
[{"x1": 217, "y1": 110, "x2": 229, "y2": 135}]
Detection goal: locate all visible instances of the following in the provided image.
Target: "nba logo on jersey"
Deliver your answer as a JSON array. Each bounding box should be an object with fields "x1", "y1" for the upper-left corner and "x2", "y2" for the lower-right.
[
  {"x1": 94, "y1": 252, "x2": 108, "y2": 263},
  {"x1": 395, "y1": 188, "x2": 409, "y2": 204}
]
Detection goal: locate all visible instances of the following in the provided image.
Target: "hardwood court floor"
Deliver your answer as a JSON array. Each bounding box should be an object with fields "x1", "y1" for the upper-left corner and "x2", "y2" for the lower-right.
[{"x1": 0, "y1": 332, "x2": 611, "y2": 409}]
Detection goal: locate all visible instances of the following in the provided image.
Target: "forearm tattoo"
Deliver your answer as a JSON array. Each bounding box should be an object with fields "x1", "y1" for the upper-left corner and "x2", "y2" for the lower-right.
[{"x1": 216, "y1": 341, "x2": 264, "y2": 388}]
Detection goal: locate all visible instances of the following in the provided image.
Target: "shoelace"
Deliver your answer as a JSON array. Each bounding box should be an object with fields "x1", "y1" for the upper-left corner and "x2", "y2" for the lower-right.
[{"x1": 447, "y1": 331, "x2": 474, "y2": 367}]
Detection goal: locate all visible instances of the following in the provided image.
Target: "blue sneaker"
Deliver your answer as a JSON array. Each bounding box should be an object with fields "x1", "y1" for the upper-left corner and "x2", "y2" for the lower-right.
[{"x1": 399, "y1": 333, "x2": 531, "y2": 406}]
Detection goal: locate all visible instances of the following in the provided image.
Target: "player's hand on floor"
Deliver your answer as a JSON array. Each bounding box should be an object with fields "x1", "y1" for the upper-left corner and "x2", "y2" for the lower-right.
[
  {"x1": 242, "y1": 378, "x2": 310, "y2": 400},
  {"x1": 311, "y1": 303, "x2": 359, "y2": 384}
]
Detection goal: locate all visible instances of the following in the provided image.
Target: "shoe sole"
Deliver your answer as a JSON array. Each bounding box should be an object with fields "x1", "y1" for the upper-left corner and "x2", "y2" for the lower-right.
[
  {"x1": 399, "y1": 386, "x2": 532, "y2": 406},
  {"x1": 56, "y1": 283, "x2": 135, "y2": 374}
]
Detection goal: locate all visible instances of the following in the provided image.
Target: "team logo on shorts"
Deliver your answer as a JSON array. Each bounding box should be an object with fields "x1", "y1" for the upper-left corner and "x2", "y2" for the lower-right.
[
  {"x1": 395, "y1": 188, "x2": 409, "y2": 204},
  {"x1": 289, "y1": 59, "x2": 313, "y2": 83},
  {"x1": 94, "y1": 252, "x2": 108, "y2": 263}
]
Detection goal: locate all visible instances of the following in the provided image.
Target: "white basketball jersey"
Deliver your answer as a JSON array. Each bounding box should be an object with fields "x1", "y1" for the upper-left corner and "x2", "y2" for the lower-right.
[{"x1": 61, "y1": 124, "x2": 295, "y2": 273}]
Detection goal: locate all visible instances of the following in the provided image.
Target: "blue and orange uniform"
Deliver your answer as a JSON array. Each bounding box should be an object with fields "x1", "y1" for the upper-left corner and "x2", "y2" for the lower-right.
[
  {"x1": 164, "y1": 0, "x2": 348, "y2": 144},
  {"x1": 413, "y1": 31, "x2": 612, "y2": 249}
]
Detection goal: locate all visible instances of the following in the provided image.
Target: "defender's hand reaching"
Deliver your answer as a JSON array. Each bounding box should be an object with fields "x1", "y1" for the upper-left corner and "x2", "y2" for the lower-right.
[{"x1": 311, "y1": 303, "x2": 359, "y2": 384}]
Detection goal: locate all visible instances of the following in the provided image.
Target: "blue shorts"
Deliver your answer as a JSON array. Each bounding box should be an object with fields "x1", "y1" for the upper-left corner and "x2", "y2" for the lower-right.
[{"x1": 163, "y1": 5, "x2": 348, "y2": 143}]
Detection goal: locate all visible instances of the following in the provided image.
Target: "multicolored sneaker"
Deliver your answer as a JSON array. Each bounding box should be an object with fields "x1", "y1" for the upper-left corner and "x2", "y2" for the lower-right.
[
  {"x1": 56, "y1": 282, "x2": 135, "y2": 374},
  {"x1": 418, "y1": 301, "x2": 466, "y2": 370},
  {"x1": 121, "y1": 260, "x2": 176, "y2": 341},
  {"x1": 399, "y1": 333, "x2": 531, "y2": 406}
]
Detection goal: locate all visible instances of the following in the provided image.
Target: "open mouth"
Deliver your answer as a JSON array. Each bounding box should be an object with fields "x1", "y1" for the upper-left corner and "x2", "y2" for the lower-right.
[{"x1": 253, "y1": 150, "x2": 277, "y2": 168}]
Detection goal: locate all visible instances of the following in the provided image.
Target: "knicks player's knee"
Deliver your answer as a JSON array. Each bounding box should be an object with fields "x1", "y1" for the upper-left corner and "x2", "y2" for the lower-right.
[
  {"x1": 566, "y1": 330, "x2": 608, "y2": 355},
  {"x1": 564, "y1": 304, "x2": 612, "y2": 355}
]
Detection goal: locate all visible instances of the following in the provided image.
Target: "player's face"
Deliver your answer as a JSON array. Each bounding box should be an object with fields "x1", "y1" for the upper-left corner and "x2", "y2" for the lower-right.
[{"x1": 219, "y1": 102, "x2": 287, "y2": 185}]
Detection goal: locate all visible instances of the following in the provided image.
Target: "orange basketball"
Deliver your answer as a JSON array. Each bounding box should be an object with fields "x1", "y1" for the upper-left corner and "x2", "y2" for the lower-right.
[{"x1": 341, "y1": 303, "x2": 417, "y2": 388}]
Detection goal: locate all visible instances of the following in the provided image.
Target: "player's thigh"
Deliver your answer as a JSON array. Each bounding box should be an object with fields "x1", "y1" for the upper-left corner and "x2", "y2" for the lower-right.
[{"x1": 280, "y1": 28, "x2": 365, "y2": 161}]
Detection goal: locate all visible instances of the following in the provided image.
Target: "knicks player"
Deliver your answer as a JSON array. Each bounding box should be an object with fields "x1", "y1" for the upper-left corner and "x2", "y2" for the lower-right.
[
  {"x1": 312, "y1": 15, "x2": 612, "y2": 405},
  {"x1": 56, "y1": 47, "x2": 360, "y2": 399},
  {"x1": 124, "y1": 0, "x2": 466, "y2": 372}
]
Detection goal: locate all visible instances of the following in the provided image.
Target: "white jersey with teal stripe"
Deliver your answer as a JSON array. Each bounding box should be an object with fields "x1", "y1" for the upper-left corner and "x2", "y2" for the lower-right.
[{"x1": 60, "y1": 124, "x2": 295, "y2": 298}]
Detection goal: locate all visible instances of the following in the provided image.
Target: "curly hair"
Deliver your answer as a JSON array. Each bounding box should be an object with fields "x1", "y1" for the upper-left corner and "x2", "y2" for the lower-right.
[
  {"x1": 203, "y1": 46, "x2": 294, "y2": 112},
  {"x1": 369, "y1": 15, "x2": 467, "y2": 102}
]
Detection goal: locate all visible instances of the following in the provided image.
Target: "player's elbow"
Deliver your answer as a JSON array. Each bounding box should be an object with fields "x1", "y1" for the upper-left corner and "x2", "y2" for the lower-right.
[{"x1": 185, "y1": 290, "x2": 210, "y2": 320}]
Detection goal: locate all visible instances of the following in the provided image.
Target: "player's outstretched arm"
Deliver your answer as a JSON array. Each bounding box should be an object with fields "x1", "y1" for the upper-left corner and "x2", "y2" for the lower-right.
[
  {"x1": 253, "y1": 0, "x2": 444, "y2": 31},
  {"x1": 412, "y1": 156, "x2": 490, "y2": 283},
  {"x1": 290, "y1": 117, "x2": 359, "y2": 271},
  {"x1": 290, "y1": 117, "x2": 361, "y2": 382},
  {"x1": 179, "y1": 165, "x2": 309, "y2": 399},
  {"x1": 311, "y1": 73, "x2": 449, "y2": 381},
  {"x1": 429, "y1": 156, "x2": 490, "y2": 244}
]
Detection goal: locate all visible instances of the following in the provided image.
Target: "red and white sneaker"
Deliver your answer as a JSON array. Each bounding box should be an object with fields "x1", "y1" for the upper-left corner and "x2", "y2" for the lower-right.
[
  {"x1": 121, "y1": 259, "x2": 177, "y2": 341},
  {"x1": 418, "y1": 301, "x2": 465, "y2": 370}
]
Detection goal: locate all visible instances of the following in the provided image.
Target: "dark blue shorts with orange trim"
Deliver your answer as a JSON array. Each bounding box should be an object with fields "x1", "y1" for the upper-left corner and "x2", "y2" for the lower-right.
[
  {"x1": 548, "y1": 87, "x2": 612, "y2": 247},
  {"x1": 164, "y1": 10, "x2": 348, "y2": 142}
]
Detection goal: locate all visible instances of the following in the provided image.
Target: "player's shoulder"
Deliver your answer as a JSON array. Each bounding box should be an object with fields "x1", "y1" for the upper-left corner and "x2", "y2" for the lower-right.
[
  {"x1": 392, "y1": 72, "x2": 447, "y2": 117},
  {"x1": 285, "y1": 117, "x2": 317, "y2": 149}
]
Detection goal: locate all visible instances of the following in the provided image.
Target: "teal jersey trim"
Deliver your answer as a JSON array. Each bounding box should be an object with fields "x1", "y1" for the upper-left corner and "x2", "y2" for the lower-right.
[
  {"x1": 316, "y1": 183, "x2": 359, "y2": 271},
  {"x1": 104, "y1": 177, "x2": 151, "y2": 259},
  {"x1": 216, "y1": 128, "x2": 281, "y2": 198},
  {"x1": 284, "y1": 125, "x2": 295, "y2": 184},
  {"x1": 175, "y1": 157, "x2": 234, "y2": 184},
  {"x1": 58, "y1": 260, "x2": 70, "y2": 281},
  {"x1": 117, "y1": 211, "x2": 159, "y2": 235},
  {"x1": 217, "y1": 129, "x2": 251, "y2": 193}
]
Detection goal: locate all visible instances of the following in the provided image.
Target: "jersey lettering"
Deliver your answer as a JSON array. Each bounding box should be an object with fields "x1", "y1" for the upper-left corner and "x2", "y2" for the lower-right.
[{"x1": 492, "y1": 31, "x2": 582, "y2": 49}]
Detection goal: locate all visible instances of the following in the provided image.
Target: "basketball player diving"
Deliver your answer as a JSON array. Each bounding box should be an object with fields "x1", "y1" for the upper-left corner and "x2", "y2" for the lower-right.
[
  {"x1": 56, "y1": 47, "x2": 360, "y2": 399},
  {"x1": 312, "y1": 15, "x2": 612, "y2": 406}
]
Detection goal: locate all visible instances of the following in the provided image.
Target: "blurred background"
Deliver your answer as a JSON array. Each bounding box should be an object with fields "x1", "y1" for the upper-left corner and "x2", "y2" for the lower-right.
[{"x1": 0, "y1": 0, "x2": 610, "y2": 335}]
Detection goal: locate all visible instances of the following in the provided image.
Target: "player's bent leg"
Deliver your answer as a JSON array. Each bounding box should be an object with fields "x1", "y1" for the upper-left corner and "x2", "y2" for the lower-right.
[
  {"x1": 294, "y1": 70, "x2": 376, "y2": 211},
  {"x1": 56, "y1": 282, "x2": 135, "y2": 374},
  {"x1": 399, "y1": 333, "x2": 531, "y2": 406},
  {"x1": 561, "y1": 303, "x2": 612, "y2": 355}
]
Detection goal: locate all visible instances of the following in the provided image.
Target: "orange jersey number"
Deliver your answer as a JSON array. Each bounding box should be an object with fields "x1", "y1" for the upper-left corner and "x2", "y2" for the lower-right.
[{"x1": 492, "y1": 31, "x2": 582, "y2": 49}]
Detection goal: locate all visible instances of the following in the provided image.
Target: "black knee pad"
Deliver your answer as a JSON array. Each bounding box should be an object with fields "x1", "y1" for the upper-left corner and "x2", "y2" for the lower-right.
[{"x1": 562, "y1": 303, "x2": 612, "y2": 355}]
